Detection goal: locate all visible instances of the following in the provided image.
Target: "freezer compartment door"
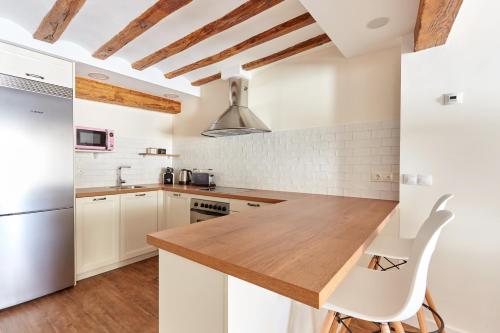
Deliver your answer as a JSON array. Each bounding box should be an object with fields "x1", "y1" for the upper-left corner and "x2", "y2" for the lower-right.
[
  {"x1": 0, "y1": 208, "x2": 74, "y2": 309},
  {"x1": 0, "y1": 86, "x2": 73, "y2": 215}
]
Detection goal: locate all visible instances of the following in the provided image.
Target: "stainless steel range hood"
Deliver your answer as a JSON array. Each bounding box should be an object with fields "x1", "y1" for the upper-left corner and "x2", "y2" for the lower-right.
[{"x1": 201, "y1": 78, "x2": 271, "y2": 137}]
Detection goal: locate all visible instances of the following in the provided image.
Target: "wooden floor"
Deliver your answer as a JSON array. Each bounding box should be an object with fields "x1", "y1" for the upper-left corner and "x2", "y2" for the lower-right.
[
  {"x1": 0, "y1": 257, "x2": 411, "y2": 333},
  {"x1": 0, "y1": 257, "x2": 159, "y2": 333}
]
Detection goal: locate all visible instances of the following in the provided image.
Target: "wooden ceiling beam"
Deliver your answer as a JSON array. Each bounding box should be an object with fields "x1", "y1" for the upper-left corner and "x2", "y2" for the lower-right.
[
  {"x1": 165, "y1": 12, "x2": 315, "y2": 79},
  {"x1": 76, "y1": 77, "x2": 181, "y2": 114},
  {"x1": 191, "y1": 73, "x2": 222, "y2": 87},
  {"x1": 242, "y1": 33, "x2": 330, "y2": 71},
  {"x1": 190, "y1": 33, "x2": 331, "y2": 86},
  {"x1": 93, "y1": 0, "x2": 192, "y2": 60},
  {"x1": 414, "y1": 0, "x2": 463, "y2": 52},
  {"x1": 132, "y1": 0, "x2": 284, "y2": 71},
  {"x1": 33, "y1": 0, "x2": 86, "y2": 43}
]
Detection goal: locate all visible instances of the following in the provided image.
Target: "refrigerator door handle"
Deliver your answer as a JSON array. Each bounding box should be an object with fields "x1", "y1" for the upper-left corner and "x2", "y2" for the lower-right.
[{"x1": 0, "y1": 206, "x2": 74, "y2": 218}]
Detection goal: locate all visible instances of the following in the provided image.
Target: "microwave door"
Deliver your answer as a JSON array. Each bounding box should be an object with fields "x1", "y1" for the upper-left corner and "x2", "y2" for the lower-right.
[
  {"x1": 76, "y1": 129, "x2": 107, "y2": 150},
  {"x1": 0, "y1": 86, "x2": 74, "y2": 215}
]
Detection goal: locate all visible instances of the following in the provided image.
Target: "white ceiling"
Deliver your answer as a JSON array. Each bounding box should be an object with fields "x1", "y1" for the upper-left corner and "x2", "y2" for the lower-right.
[
  {"x1": 0, "y1": 0, "x2": 419, "y2": 97},
  {"x1": 300, "y1": 0, "x2": 420, "y2": 57}
]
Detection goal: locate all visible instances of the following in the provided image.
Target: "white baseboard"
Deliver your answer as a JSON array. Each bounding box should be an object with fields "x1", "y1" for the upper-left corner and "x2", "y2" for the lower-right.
[{"x1": 76, "y1": 251, "x2": 158, "y2": 281}]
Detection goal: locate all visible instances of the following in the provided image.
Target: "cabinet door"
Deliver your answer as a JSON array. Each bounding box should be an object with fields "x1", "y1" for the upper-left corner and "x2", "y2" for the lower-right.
[
  {"x1": 165, "y1": 192, "x2": 191, "y2": 229},
  {"x1": 229, "y1": 200, "x2": 270, "y2": 213},
  {"x1": 120, "y1": 191, "x2": 158, "y2": 260},
  {"x1": 76, "y1": 195, "x2": 120, "y2": 275},
  {"x1": 0, "y1": 41, "x2": 73, "y2": 88},
  {"x1": 157, "y1": 190, "x2": 167, "y2": 231}
]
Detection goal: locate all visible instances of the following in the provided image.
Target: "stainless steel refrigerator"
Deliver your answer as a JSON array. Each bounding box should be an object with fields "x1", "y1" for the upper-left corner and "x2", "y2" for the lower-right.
[{"x1": 0, "y1": 73, "x2": 75, "y2": 309}]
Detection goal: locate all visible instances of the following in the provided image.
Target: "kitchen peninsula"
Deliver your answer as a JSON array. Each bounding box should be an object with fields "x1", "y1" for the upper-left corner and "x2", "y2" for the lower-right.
[{"x1": 146, "y1": 186, "x2": 398, "y2": 333}]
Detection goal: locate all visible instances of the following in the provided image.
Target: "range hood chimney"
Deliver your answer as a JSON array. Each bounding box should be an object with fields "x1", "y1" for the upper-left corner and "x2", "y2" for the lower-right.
[{"x1": 201, "y1": 77, "x2": 271, "y2": 137}]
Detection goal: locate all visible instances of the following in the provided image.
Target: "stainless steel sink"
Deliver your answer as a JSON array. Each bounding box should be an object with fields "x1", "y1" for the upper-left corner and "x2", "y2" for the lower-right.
[{"x1": 108, "y1": 185, "x2": 146, "y2": 189}]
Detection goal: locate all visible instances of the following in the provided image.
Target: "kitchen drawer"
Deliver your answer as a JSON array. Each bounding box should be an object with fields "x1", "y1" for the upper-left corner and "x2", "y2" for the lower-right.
[
  {"x1": 229, "y1": 199, "x2": 270, "y2": 213},
  {"x1": 0, "y1": 41, "x2": 73, "y2": 88}
]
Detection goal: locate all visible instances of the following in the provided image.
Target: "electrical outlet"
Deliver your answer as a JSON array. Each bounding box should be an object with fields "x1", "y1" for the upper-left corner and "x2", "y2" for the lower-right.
[{"x1": 371, "y1": 172, "x2": 393, "y2": 182}]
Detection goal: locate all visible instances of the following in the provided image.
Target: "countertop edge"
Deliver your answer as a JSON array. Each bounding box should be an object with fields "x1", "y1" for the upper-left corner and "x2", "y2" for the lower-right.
[
  {"x1": 146, "y1": 232, "x2": 321, "y2": 307},
  {"x1": 75, "y1": 184, "x2": 309, "y2": 203}
]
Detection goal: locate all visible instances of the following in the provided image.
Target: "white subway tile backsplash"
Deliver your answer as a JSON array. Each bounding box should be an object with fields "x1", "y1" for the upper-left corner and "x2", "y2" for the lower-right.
[
  {"x1": 174, "y1": 121, "x2": 400, "y2": 201},
  {"x1": 75, "y1": 136, "x2": 172, "y2": 188}
]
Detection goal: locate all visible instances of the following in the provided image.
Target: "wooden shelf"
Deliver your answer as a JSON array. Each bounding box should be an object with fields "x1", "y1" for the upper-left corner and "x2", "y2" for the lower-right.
[
  {"x1": 75, "y1": 149, "x2": 114, "y2": 153},
  {"x1": 139, "y1": 153, "x2": 180, "y2": 157}
]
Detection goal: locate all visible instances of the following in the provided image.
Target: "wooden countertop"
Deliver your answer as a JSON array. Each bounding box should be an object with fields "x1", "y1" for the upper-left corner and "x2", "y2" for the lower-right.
[
  {"x1": 147, "y1": 193, "x2": 398, "y2": 308},
  {"x1": 75, "y1": 184, "x2": 307, "y2": 203}
]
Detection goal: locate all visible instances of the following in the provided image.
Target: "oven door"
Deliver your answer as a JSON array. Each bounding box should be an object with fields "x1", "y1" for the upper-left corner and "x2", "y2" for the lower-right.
[
  {"x1": 75, "y1": 127, "x2": 107, "y2": 150},
  {"x1": 190, "y1": 209, "x2": 225, "y2": 224}
]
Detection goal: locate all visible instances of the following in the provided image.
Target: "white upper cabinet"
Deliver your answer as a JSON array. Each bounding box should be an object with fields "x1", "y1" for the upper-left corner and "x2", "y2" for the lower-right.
[
  {"x1": 165, "y1": 192, "x2": 191, "y2": 229},
  {"x1": 76, "y1": 195, "x2": 120, "y2": 276},
  {"x1": 0, "y1": 41, "x2": 73, "y2": 88},
  {"x1": 120, "y1": 191, "x2": 159, "y2": 260}
]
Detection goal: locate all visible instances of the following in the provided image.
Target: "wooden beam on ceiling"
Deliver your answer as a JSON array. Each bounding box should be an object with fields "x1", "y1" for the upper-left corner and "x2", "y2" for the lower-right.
[
  {"x1": 191, "y1": 73, "x2": 222, "y2": 87},
  {"x1": 75, "y1": 77, "x2": 181, "y2": 114},
  {"x1": 165, "y1": 12, "x2": 315, "y2": 79},
  {"x1": 93, "y1": 0, "x2": 192, "y2": 60},
  {"x1": 132, "y1": 0, "x2": 284, "y2": 71},
  {"x1": 242, "y1": 33, "x2": 331, "y2": 71},
  {"x1": 191, "y1": 33, "x2": 330, "y2": 86},
  {"x1": 414, "y1": 0, "x2": 463, "y2": 52},
  {"x1": 33, "y1": 0, "x2": 86, "y2": 43}
]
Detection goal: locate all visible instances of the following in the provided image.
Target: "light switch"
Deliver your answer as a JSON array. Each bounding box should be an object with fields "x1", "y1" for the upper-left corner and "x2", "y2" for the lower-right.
[
  {"x1": 402, "y1": 174, "x2": 417, "y2": 185},
  {"x1": 417, "y1": 174, "x2": 433, "y2": 186}
]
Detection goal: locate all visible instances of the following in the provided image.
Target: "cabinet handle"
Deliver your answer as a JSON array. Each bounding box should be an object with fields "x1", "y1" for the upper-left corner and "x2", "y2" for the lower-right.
[
  {"x1": 173, "y1": 193, "x2": 181, "y2": 197},
  {"x1": 25, "y1": 73, "x2": 45, "y2": 80},
  {"x1": 135, "y1": 193, "x2": 146, "y2": 197},
  {"x1": 247, "y1": 203, "x2": 260, "y2": 207},
  {"x1": 93, "y1": 197, "x2": 107, "y2": 201}
]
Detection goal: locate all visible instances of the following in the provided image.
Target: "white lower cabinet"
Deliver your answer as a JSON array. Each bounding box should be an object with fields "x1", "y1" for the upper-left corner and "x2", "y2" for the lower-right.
[
  {"x1": 229, "y1": 199, "x2": 270, "y2": 213},
  {"x1": 165, "y1": 192, "x2": 191, "y2": 228},
  {"x1": 120, "y1": 191, "x2": 158, "y2": 260},
  {"x1": 76, "y1": 195, "x2": 120, "y2": 277},
  {"x1": 76, "y1": 191, "x2": 162, "y2": 280}
]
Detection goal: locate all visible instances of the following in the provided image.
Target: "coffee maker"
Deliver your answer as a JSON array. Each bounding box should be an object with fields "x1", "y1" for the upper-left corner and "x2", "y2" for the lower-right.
[{"x1": 162, "y1": 167, "x2": 174, "y2": 185}]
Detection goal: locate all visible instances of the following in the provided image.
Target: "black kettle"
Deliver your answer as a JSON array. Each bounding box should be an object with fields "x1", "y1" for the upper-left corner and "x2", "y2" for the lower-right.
[{"x1": 178, "y1": 169, "x2": 192, "y2": 185}]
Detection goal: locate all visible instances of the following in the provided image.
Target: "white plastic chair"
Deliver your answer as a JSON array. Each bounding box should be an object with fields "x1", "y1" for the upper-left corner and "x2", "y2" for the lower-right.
[
  {"x1": 365, "y1": 194, "x2": 453, "y2": 332},
  {"x1": 320, "y1": 209, "x2": 455, "y2": 333},
  {"x1": 366, "y1": 194, "x2": 453, "y2": 262}
]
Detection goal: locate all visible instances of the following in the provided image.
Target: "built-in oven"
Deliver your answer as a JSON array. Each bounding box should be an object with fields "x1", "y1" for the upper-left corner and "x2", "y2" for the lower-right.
[
  {"x1": 190, "y1": 198, "x2": 229, "y2": 224},
  {"x1": 75, "y1": 126, "x2": 114, "y2": 151}
]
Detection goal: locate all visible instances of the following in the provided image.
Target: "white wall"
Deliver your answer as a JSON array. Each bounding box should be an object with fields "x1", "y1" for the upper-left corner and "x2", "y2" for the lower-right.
[
  {"x1": 249, "y1": 45, "x2": 401, "y2": 130},
  {"x1": 174, "y1": 44, "x2": 401, "y2": 138},
  {"x1": 74, "y1": 99, "x2": 174, "y2": 187},
  {"x1": 173, "y1": 45, "x2": 401, "y2": 201},
  {"x1": 400, "y1": 1, "x2": 500, "y2": 332}
]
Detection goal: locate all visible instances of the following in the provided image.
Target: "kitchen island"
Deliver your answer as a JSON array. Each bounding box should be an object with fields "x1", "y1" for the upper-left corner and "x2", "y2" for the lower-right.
[{"x1": 146, "y1": 187, "x2": 398, "y2": 333}]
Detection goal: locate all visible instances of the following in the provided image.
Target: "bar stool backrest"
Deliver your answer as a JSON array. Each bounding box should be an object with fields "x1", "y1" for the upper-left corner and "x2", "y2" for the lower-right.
[
  {"x1": 396, "y1": 210, "x2": 454, "y2": 321},
  {"x1": 429, "y1": 194, "x2": 454, "y2": 216}
]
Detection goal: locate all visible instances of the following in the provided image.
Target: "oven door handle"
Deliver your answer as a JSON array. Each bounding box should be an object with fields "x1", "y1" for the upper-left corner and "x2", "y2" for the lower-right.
[{"x1": 190, "y1": 208, "x2": 226, "y2": 217}]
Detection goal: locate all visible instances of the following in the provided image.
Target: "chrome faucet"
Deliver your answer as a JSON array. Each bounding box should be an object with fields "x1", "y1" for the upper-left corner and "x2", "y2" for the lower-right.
[{"x1": 117, "y1": 166, "x2": 131, "y2": 187}]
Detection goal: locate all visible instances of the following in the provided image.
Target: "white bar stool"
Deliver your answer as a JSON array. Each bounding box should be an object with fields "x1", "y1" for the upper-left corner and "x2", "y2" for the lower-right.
[
  {"x1": 320, "y1": 210, "x2": 454, "y2": 333},
  {"x1": 366, "y1": 194, "x2": 453, "y2": 333}
]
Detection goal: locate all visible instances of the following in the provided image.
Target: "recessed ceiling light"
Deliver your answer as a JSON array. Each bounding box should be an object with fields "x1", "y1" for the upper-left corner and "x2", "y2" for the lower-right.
[
  {"x1": 164, "y1": 93, "x2": 179, "y2": 99},
  {"x1": 366, "y1": 17, "x2": 390, "y2": 30},
  {"x1": 88, "y1": 72, "x2": 109, "y2": 80}
]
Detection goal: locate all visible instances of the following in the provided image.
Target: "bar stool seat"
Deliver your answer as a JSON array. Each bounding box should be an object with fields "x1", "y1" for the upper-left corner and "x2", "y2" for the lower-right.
[
  {"x1": 365, "y1": 236, "x2": 413, "y2": 260},
  {"x1": 323, "y1": 267, "x2": 408, "y2": 323}
]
